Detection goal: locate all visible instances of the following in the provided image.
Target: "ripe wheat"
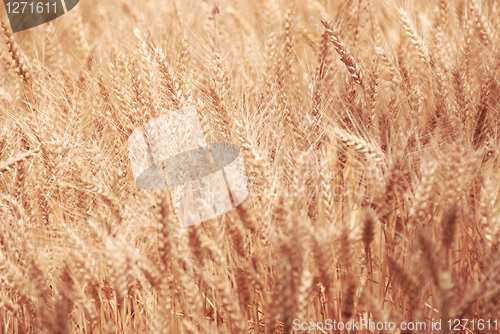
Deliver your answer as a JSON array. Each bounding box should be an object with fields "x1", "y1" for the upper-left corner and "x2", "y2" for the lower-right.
[{"x1": 0, "y1": 0, "x2": 499, "y2": 333}]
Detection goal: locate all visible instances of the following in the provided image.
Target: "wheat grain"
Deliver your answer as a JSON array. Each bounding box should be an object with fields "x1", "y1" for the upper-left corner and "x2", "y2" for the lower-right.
[{"x1": 0, "y1": 0, "x2": 499, "y2": 332}]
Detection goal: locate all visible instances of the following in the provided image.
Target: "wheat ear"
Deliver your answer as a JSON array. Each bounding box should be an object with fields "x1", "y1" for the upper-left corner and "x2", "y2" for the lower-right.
[{"x1": 0, "y1": 148, "x2": 40, "y2": 174}]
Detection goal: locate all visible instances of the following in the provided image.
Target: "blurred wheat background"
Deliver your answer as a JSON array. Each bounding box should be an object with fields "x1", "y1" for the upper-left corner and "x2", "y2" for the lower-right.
[{"x1": 1, "y1": 0, "x2": 500, "y2": 333}]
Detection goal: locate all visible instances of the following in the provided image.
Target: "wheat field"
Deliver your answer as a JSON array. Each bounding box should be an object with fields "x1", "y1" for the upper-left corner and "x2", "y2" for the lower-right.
[{"x1": 0, "y1": 0, "x2": 500, "y2": 333}]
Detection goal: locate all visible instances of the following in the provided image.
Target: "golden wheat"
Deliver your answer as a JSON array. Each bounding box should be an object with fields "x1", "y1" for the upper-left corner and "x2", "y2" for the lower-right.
[{"x1": 0, "y1": 0, "x2": 499, "y2": 333}]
